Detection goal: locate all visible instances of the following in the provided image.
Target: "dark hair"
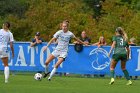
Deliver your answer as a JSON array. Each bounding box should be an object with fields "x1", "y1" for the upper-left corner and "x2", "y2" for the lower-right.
[
  {"x1": 4, "y1": 22, "x2": 10, "y2": 28},
  {"x1": 35, "y1": 32, "x2": 40, "y2": 36}
]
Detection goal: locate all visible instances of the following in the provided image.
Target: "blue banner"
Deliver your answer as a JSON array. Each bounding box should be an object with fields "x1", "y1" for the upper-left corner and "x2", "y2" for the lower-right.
[{"x1": 0, "y1": 42, "x2": 140, "y2": 76}]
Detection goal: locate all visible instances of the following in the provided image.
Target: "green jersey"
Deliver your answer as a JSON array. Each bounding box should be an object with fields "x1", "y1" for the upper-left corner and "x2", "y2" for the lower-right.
[{"x1": 112, "y1": 35, "x2": 129, "y2": 55}]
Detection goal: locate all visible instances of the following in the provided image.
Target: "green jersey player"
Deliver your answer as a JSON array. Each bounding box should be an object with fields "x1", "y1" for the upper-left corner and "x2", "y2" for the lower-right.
[{"x1": 108, "y1": 27, "x2": 132, "y2": 85}]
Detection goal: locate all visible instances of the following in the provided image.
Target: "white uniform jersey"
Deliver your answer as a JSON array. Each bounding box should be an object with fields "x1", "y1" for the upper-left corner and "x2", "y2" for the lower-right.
[
  {"x1": 53, "y1": 30, "x2": 75, "y2": 52},
  {"x1": 0, "y1": 29, "x2": 14, "y2": 58}
]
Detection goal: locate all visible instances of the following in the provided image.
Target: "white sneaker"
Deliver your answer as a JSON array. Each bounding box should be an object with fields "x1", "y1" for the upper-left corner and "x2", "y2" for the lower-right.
[{"x1": 5, "y1": 79, "x2": 8, "y2": 83}]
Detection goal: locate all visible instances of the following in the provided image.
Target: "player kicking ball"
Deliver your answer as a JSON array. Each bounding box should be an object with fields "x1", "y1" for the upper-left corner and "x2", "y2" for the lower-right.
[
  {"x1": 0, "y1": 22, "x2": 14, "y2": 83},
  {"x1": 108, "y1": 27, "x2": 132, "y2": 85},
  {"x1": 43, "y1": 21, "x2": 87, "y2": 81}
]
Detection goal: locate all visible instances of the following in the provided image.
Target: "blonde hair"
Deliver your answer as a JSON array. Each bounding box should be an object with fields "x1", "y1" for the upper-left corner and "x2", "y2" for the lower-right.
[
  {"x1": 130, "y1": 37, "x2": 136, "y2": 43},
  {"x1": 60, "y1": 20, "x2": 69, "y2": 29},
  {"x1": 99, "y1": 36, "x2": 106, "y2": 44},
  {"x1": 62, "y1": 20, "x2": 69, "y2": 27},
  {"x1": 116, "y1": 27, "x2": 128, "y2": 41}
]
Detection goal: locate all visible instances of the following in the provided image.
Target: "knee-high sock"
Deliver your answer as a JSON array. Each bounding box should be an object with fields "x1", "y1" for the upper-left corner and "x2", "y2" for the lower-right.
[
  {"x1": 48, "y1": 68, "x2": 57, "y2": 79},
  {"x1": 45, "y1": 65, "x2": 49, "y2": 74},
  {"x1": 110, "y1": 70, "x2": 115, "y2": 78},
  {"x1": 4, "y1": 66, "x2": 9, "y2": 81},
  {"x1": 123, "y1": 69, "x2": 130, "y2": 80}
]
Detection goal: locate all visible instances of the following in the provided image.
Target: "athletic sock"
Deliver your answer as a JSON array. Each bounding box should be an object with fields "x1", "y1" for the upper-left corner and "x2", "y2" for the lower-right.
[
  {"x1": 110, "y1": 70, "x2": 115, "y2": 78},
  {"x1": 4, "y1": 66, "x2": 9, "y2": 83},
  {"x1": 123, "y1": 69, "x2": 130, "y2": 80},
  {"x1": 48, "y1": 68, "x2": 57, "y2": 80},
  {"x1": 45, "y1": 65, "x2": 49, "y2": 74}
]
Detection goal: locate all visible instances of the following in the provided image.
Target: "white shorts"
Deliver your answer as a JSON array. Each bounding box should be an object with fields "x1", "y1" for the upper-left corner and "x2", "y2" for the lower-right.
[
  {"x1": 52, "y1": 50, "x2": 68, "y2": 59},
  {"x1": 0, "y1": 50, "x2": 8, "y2": 58}
]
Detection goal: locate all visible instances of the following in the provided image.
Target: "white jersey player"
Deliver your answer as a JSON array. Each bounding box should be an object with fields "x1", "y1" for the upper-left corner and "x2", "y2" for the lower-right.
[
  {"x1": 43, "y1": 21, "x2": 87, "y2": 80},
  {"x1": 0, "y1": 22, "x2": 14, "y2": 83}
]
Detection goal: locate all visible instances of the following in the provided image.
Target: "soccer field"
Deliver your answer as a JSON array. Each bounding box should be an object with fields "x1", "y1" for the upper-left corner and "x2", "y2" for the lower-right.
[{"x1": 0, "y1": 74, "x2": 140, "y2": 93}]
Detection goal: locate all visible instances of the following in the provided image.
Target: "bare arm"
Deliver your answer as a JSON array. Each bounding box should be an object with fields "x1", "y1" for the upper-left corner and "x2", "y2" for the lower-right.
[
  {"x1": 84, "y1": 41, "x2": 90, "y2": 45},
  {"x1": 10, "y1": 42, "x2": 14, "y2": 58},
  {"x1": 73, "y1": 41, "x2": 80, "y2": 44},
  {"x1": 100, "y1": 43, "x2": 107, "y2": 46},
  {"x1": 74, "y1": 37, "x2": 87, "y2": 45},
  {"x1": 92, "y1": 42, "x2": 99, "y2": 46},
  {"x1": 126, "y1": 47, "x2": 130, "y2": 59},
  {"x1": 108, "y1": 41, "x2": 116, "y2": 57},
  {"x1": 30, "y1": 42, "x2": 37, "y2": 47},
  {"x1": 43, "y1": 37, "x2": 57, "y2": 51}
]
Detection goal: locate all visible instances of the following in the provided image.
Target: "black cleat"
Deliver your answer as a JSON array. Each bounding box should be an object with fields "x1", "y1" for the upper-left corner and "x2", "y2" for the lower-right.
[
  {"x1": 43, "y1": 72, "x2": 50, "y2": 78},
  {"x1": 48, "y1": 79, "x2": 51, "y2": 81}
]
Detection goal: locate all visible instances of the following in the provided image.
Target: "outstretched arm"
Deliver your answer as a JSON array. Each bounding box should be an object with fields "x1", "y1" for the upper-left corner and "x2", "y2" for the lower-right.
[
  {"x1": 74, "y1": 37, "x2": 87, "y2": 45},
  {"x1": 43, "y1": 37, "x2": 57, "y2": 51}
]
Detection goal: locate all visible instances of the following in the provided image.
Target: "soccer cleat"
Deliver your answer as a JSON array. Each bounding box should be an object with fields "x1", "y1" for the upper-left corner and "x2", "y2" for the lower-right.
[
  {"x1": 109, "y1": 78, "x2": 115, "y2": 85},
  {"x1": 43, "y1": 72, "x2": 50, "y2": 78},
  {"x1": 126, "y1": 80, "x2": 132, "y2": 85},
  {"x1": 48, "y1": 78, "x2": 51, "y2": 81},
  {"x1": 5, "y1": 79, "x2": 8, "y2": 83}
]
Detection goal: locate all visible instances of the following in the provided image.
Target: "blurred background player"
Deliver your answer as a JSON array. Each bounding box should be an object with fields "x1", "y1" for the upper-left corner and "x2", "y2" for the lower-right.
[
  {"x1": 129, "y1": 37, "x2": 138, "y2": 80},
  {"x1": 93, "y1": 36, "x2": 107, "y2": 47},
  {"x1": 43, "y1": 21, "x2": 87, "y2": 81},
  {"x1": 74, "y1": 31, "x2": 91, "y2": 53},
  {"x1": 74, "y1": 31, "x2": 91, "y2": 45},
  {"x1": 30, "y1": 32, "x2": 44, "y2": 47},
  {"x1": 92, "y1": 36, "x2": 107, "y2": 77},
  {"x1": 108, "y1": 27, "x2": 132, "y2": 85},
  {"x1": 0, "y1": 22, "x2": 14, "y2": 83}
]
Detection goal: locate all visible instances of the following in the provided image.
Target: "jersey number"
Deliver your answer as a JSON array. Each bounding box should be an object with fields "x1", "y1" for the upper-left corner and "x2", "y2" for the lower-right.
[{"x1": 119, "y1": 38, "x2": 124, "y2": 46}]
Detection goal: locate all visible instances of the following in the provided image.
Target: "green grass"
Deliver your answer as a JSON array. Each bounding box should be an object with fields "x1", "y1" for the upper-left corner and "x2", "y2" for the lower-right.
[{"x1": 0, "y1": 74, "x2": 140, "y2": 93}]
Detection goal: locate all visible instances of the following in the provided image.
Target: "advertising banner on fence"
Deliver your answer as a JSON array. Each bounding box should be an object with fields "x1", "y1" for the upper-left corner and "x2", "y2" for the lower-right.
[{"x1": 0, "y1": 42, "x2": 140, "y2": 76}]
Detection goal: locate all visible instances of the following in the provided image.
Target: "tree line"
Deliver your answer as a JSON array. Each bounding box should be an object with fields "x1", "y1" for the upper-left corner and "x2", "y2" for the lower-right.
[{"x1": 0, "y1": 0, "x2": 140, "y2": 45}]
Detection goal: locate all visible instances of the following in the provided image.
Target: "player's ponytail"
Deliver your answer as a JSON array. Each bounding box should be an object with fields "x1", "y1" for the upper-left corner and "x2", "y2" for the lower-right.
[
  {"x1": 60, "y1": 20, "x2": 69, "y2": 29},
  {"x1": 116, "y1": 27, "x2": 128, "y2": 41},
  {"x1": 4, "y1": 22, "x2": 10, "y2": 28},
  {"x1": 62, "y1": 20, "x2": 69, "y2": 27}
]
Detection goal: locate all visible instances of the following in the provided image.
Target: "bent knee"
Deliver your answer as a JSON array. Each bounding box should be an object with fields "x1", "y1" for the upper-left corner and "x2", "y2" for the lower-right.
[
  {"x1": 121, "y1": 68, "x2": 126, "y2": 70},
  {"x1": 45, "y1": 62, "x2": 49, "y2": 66},
  {"x1": 110, "y1": 68, "x2": 115, "y2": 70},
  {"x1": 54, "y1": 65, "x2": 59, "y2": 68},
  {"x1": 4, "y1": 64, "x2": 8, "y2": 67}
]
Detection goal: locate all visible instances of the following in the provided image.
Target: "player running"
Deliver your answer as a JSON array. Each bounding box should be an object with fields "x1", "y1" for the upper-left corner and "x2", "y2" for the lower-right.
[
  {"x1": 43, "y1": 21, "x2": 87, "y2": 81},
  {"x1": 0, "y1": 22, "x2": 14, "y2": 83},
  {"x1": 108, "y1": 27, "x2": 132, "y2": 85}
]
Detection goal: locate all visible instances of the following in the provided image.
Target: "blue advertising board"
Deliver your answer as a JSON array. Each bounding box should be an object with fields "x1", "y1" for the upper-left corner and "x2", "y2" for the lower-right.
[{"x1": 0, "y1": 42, "x2": 140, "y2": 76}]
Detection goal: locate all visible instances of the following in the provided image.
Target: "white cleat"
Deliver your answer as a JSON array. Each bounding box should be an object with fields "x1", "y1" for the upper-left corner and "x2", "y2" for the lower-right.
[{"x1": 5, "y1": 79, "x2": 8, "y2": 83}]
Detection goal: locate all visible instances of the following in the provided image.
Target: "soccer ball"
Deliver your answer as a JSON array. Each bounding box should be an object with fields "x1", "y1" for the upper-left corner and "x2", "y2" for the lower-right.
[{"x1": 34, "y1": 73, "x2": 42, "y2": 81}]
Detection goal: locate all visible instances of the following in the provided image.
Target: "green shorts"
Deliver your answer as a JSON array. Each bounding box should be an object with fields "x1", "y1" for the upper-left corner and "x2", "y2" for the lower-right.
[{"x1": 112, "y1": 54, "x2": 127, "y2": 62}]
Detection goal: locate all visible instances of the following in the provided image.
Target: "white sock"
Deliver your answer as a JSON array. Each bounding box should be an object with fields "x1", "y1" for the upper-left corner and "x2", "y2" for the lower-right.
[
  {"x1": 45, "y1": 65, "x2": 49, "y2": 74},
  {"x1": 48, "y1": 68, "x2": 57, "y2": 79},
  {"x1": 4, "y1": 66, "x2": 9, "y2": 83}
]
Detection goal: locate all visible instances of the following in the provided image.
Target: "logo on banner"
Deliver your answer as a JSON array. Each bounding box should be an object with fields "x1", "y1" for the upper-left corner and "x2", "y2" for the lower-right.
[{"x1": 89, "y1": 48, "x2": 111, "y2": 70}]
